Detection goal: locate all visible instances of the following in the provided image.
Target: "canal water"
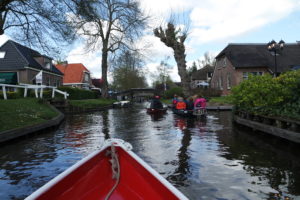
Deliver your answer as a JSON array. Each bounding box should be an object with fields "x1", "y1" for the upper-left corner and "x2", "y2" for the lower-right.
[{"x1": 1, "y1": 103, "x2": 300, "y2": 200}]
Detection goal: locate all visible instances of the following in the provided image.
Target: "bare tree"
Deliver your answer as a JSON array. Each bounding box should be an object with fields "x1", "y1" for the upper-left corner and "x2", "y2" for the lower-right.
[
  {"x1": 198, "y1": 52, "x2": 216, "y2": 68},
  {"x1": 72, "y1": 0, "x2": 148, "y2": 98},
  {"x1": 154, "y1": 22, "x2": 191, "y2": 96},
  {"x1": 0, "y1": 0, "x2": 76, "y2": 56},
  {"x1": 112, "y1": 50, "x2": 147, "y2": 90}
]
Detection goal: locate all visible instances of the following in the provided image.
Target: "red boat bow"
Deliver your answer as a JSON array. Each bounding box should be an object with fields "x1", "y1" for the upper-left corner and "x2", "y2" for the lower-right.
[{"x1": 26, "y1": 139, "x2": 188, "y2": 200}]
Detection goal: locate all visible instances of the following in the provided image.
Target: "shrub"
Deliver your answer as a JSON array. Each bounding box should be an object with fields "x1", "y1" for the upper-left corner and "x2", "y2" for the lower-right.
[
  {"x1": 231, "y1": 74, "x2": 285, "y2": 111},
  {"x1": 58, "y1": 86, "x2": 97, "y2": 100},
  {"x1": 231, "y1": 70, "x2": 300, "y2": 119},
  {"x1": 163, "y1": 87, "x2": 183, "y2": 99}
]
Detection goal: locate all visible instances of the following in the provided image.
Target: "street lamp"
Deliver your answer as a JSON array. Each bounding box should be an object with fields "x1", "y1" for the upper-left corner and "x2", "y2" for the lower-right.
[{"x1": 267, "y1": 39, "x2": 285, "y2": 77}]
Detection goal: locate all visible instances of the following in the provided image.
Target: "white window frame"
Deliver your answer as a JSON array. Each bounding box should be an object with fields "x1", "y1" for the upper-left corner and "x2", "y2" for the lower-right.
[
  {"x1": 227, "y1": 73, "x2": 231, "y2": 89},
  {"x1": 0, "y1": 51, "x2": 6, "y2": 58},
  {"x1": 219, "y1": 77, "x2": 223, "y2": 90},
  {"x1": 223, "y1": 58, "x2": 227, "y2": 67},
  {"x1": 243, "y1": 72, "x2": 248, "y2": 80}
]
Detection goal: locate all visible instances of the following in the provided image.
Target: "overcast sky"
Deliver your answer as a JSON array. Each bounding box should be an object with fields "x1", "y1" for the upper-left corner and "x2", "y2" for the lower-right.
[{"x1": 1, "y1": 0, "x2": 300, "y2": 84}]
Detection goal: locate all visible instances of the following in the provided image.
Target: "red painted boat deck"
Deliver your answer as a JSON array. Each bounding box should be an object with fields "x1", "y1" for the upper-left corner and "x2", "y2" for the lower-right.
[{"x1": 33, "y1": 146, "x2": 181, "y2": 200}]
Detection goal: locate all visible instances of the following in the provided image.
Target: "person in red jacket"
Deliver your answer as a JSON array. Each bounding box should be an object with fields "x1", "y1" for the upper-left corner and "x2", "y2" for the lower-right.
[{"x1": 176, "y1": 97, "x2": 186, "y2": 110}]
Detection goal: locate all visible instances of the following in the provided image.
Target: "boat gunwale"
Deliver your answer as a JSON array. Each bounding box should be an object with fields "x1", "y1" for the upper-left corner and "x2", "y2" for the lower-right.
[{"x1": 25, "y1": 139, "x2": 188, "y2": 200}]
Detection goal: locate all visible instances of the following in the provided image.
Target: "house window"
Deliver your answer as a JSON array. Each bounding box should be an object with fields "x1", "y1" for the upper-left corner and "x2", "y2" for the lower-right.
[
  {"x1": 0, "y1": 51, "x2": 6, "y2": 58},
  {"x1": 250, "y1": 72, "x2": 263, "y2": 76},
  {"x1": 243, "y1": 72, "x2": 248, "y2": 80},
  {"x1": 207, "y1": 72, "x2": 213, "y2": 79},
  {"x1": 227, "y1": 73, "x2": 231, "y2": 89},
  {"x1": 219, "y1": 76, "x2": 223, "y2": 90},
  {"x1": 45, "y1": 63, "x2": 51, "y2": 69},
  {"x1": 84, "y1": 73, "x2": 89, "y2": 82},
  {"x1": 218, "y1": 60, "x2": 223, "y2": 69},
  {"x1": 223, "y1": 58, "x2": 227, "y2": 67},
  {"x1": 243, "y1": 71, "x2": 263, "y2": 80}
]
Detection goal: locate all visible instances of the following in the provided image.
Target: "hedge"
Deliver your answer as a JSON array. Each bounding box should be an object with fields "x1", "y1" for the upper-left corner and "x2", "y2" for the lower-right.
[
  {"x1": 58, "y1": 87, "x2": 99, "y2": 100},
  {"x1": 231, "y1": 70, "x2": 300, "y2": 120}
]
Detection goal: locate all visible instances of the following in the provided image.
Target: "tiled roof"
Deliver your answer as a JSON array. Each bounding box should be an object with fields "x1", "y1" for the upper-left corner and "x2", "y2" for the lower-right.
[
  {"x1": 216, "y1": 43, "x2": 300, "y2": 72},
  {"x1": 0, "y1": 40, "x2": 63, "y2": 75},
  {"x1": 56, "y1": 63, "x2": 90, "y2": 83}
]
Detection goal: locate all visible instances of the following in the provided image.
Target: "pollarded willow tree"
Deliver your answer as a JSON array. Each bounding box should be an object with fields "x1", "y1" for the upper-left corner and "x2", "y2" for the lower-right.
[
  {"x1": 0, "y1": 0, "x2": 75, "y2": 56},
  {"x1": 154, "y1": 22, "x2": 191, "y2": 96},
  {"x1": 72, "y1": 0, "x2": 148, "y2": 98}
]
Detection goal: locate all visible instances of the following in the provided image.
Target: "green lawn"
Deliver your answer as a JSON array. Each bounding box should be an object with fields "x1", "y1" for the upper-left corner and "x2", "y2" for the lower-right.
[
  {"x1": 161, "y1": 98, "x2": 172, "y2": 104},
  {"x1": 208, "y1": 96, "x2": 233, "y2": 105},
  {"x1": 69, "y1": 99, "x2": 116, "y2": 108},
  {"x1": 0, "y1": 98, "x2": 59, "y2": 132}
]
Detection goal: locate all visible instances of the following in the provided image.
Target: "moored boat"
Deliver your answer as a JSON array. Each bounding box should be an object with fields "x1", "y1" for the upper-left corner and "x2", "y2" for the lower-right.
[
  {"x1": 25, "y1": 139, "x2": 188, "y2": 200},
  {"x1": 147, "y1": 107, "x2": 167, "y2": 114}
]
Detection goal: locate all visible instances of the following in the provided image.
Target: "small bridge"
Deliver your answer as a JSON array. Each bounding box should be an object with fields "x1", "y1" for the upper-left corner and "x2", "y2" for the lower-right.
[{"x1": 114, "y1": 88, "x2": 157, "y2": 102}]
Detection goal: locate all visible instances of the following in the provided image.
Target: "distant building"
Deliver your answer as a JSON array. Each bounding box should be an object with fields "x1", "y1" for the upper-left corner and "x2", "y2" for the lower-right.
[
  {"x1": 91, "y1": 78, "x2": 103, "y2": 88},
  {"x1": 190, "y1": 65, "x2": 214, "y2": 88},
  {"x1": 0, "y1": 40, "x2": 63, "y2": 87},
  {"x1": 56, "y1": 63, "x2": 92, "y2": 89},
  {"x1": 211, "y1": 43, "x2": 300, "y2": 95}
]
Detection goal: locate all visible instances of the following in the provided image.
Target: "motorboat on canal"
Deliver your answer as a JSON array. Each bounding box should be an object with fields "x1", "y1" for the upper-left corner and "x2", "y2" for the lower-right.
[
  {"x1": 25, "y1": 139, "x2": 188, "y2": 200},
  {"x1": 147, "y1": 107, "x2": 167, "y2": 114}
]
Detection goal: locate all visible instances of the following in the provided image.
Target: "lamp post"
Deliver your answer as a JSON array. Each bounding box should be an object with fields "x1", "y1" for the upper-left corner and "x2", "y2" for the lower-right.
[{"x1": 267, "y1": 39, "x2": 285, "y2": 77}]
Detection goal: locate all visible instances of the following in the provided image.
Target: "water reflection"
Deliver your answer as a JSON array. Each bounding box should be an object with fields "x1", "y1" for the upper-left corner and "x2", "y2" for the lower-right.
[
  {"x1": 218, "y1": 124, "x2": 300, "y2": 199},
  {"x1": 149, "y1": 113, "x2": 166, "y2": 121},
  {"x1": 0, "y1": 106, "x2": 300, "y2": 200},
  {"x1": 167, "y1": 118, "x2": 196, "y2": 186}
]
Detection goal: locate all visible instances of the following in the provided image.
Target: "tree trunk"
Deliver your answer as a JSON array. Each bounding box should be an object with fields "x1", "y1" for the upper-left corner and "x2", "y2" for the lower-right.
[
  {"x1": 101, "y1": 44, "x2": 109, "y2": 98},
  {"x1": 154, "y1": 23, "x2": 191, "y2": 97},
  {"x1": 174, "y1": 47, "x2": 190, "y2": 96},
  {"x1": 0, "y1": 11, "x2": 5, "y2": 35}
]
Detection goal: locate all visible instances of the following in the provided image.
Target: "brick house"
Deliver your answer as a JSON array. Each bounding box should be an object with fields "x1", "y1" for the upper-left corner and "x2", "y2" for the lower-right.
[
  {"x1": 56, "y1": 63, "x2": 92, "y2": 89},
  {"x1": 211, "y1": 43, "x2": 300, "y2": 95},
  {"x1": 91, "y1": 78, "x2": 103, "y2": 89},
  {"x1": 0, "y1": 40, "x2": 63, "y2": 87},
  {"x1": 190, "y1": 65, "x2": 214, "y2": 88}
]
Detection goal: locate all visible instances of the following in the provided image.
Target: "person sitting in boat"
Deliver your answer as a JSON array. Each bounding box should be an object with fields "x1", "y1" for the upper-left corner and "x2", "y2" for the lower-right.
[
  {"x1": 175, "y1": 97, "x2": 186, "y2": 110},
  {"x1": 150, "y1": 95, "x2": 163, "y2": 109},
  {"x1": 194, "y1": 95, "x2": 207, "y2": 109},
  {"x1": 172, "y1": 94, "x2": 178, "y2": 108},
  {"x1": 186, "y1": 97, "x2": 194, "y2": 111}
]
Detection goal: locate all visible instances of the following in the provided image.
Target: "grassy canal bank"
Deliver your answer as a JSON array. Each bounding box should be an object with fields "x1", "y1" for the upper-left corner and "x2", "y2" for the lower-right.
[
  {"x1": 69, "y1": 99, "x2": 116, "y2": 108},
  {"x1": 0, "y1": 98, "x2": 59, "y2": 132},
  {"x1": 0, "y1": 98, "x2": 116, "y2": 132}
]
